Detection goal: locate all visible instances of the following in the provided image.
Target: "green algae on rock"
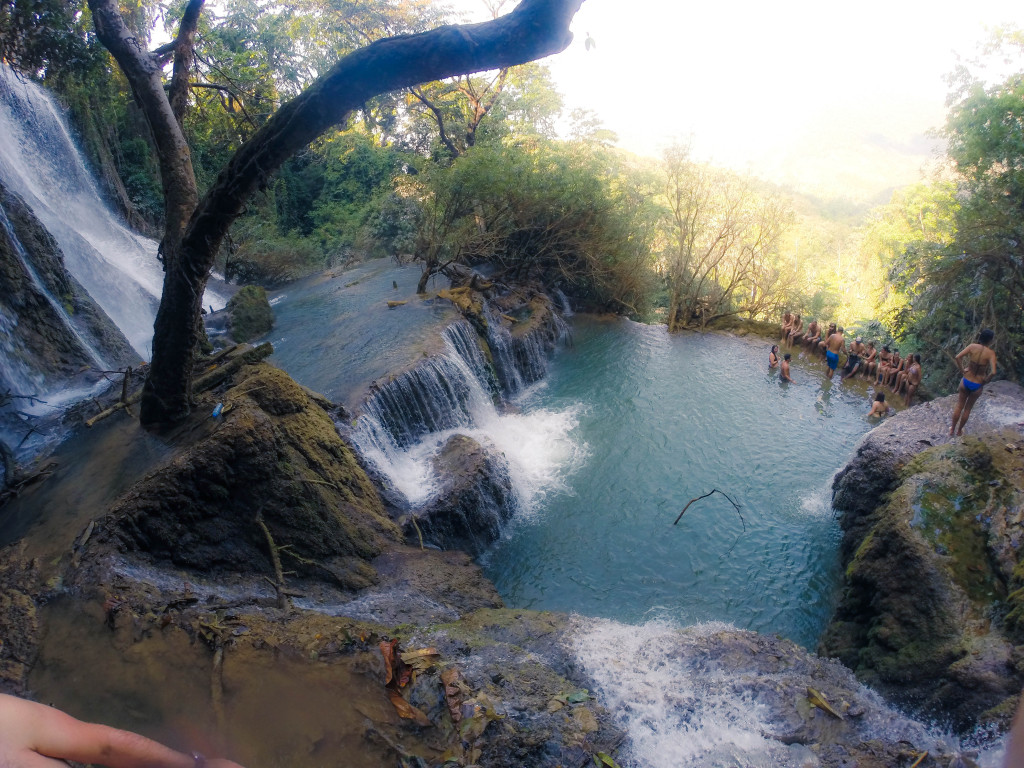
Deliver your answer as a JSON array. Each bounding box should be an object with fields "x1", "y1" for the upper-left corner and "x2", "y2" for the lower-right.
[
  {"x1": 84, "y1": 364, "x2": 400, "y2": 589},
  {"x1": 226, "y1": 285, "x2": 274, "y2": 343},
  {"x1": 825, "y1": 382, "x2": 1024, "y2": 732}
]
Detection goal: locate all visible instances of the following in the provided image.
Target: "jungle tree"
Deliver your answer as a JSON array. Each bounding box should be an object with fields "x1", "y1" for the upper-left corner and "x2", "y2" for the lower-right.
[{"x1": 83, "y1": 0, "x2": 584, "y2": 424}]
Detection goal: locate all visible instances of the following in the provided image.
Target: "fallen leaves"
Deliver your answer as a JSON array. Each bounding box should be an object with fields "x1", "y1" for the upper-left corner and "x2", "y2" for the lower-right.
[{"x1": 380, "y1": 639, "x2": 434, "y2": 726}]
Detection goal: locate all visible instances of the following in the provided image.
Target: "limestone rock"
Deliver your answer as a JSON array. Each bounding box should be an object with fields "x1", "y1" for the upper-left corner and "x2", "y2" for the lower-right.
[
  {"x1": 410, "y1": 434, "x2": 516, "y2": 556},
  {"x1": 825, "y1": 381, "x2": 1024, "y2": 732},
  {"x1": 82, "y1": 364, "x2": 400, "y2": 590}
]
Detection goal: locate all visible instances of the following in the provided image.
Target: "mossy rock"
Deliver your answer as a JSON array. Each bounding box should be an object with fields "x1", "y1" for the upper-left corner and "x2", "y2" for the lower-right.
[{"x1": 226, "y1": 285, "x2": 274, "y2": 343}]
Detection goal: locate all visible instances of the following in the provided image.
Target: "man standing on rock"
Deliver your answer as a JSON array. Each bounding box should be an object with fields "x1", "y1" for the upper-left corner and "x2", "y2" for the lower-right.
[
  {"x1": 951, "y1": 329, "x2": 997, "y2": 436},
  {"x1": 824, "y1": 326, "x2": 845, "y2": 380}
]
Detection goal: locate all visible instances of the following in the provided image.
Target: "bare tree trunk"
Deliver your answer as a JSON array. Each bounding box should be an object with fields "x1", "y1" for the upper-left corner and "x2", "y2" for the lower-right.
[{"x1": 91, "y1": 0, "x2": 583, "y2": 424}]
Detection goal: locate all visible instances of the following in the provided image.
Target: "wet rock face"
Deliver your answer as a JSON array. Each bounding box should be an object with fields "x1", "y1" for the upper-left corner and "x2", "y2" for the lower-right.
[
  {"x1": 410, "y1": 434, "x2": 515, "y2": 556},
  {"x1": 415, "y1": 610, "x2": 625, "y2": 768},
  {"x1": 0, "y1": 180, "x2": 136, "y2": 391},
  {"x1": 825, "y1": 382, "x2": 1024, "y2": 732},
  {"x1": 84, "y1": 365, "x2": 400, "y2": 590}
]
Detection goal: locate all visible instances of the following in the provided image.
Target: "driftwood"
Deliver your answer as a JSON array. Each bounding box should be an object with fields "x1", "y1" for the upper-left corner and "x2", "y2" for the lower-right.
[
  {"x1": 386, "y1": 300, "x2": 408, "y2": 308},
  {"x1": 190, "y1": 342, "x2": 273, "y2": 393},
  {"x1": 673, "y1": 488, "x2": 746, "y2": 530},
  {"x1": 86, "y1": 343, "x2": 273, "y2": 428}
]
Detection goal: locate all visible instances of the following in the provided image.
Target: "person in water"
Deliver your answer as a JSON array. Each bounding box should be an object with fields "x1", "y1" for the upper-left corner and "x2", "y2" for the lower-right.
[
  {"x1": 769, "y1": 344, "x2": 780, "y2": 370},
  {"x1": 780, "y1": 353, "x2": 795, "y2": 383},
  {"x1": 824, "y1": 326, "x2": 845, "y2": 379},
  {"x1": 817, "y1": 322, "x2": 837, "y2": 357},
  {"x1": 951, "y1": 329, "x2": 997, "y2": 436},
  {"x1": 0, "y1": 693, "x2": 246, "y2": 767},
  {"x1": 867, "y1": 391, "x2": 890, "y2": 418}
]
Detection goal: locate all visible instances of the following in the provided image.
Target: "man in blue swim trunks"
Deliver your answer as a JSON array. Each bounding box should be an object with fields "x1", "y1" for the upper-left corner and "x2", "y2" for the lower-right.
[
  {"x1": 950, "y1": 329, "x2": 997, "y2": 436},
  {"x1": 824, "y1": 326, "x2": 845, "y2": 380}
]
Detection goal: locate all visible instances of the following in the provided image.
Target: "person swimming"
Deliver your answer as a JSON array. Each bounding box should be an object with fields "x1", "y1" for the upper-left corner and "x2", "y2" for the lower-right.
[
  {"x1": 780, "y1": 353, "x2": 795, "y2": 383},
  {"x1": 769, "y1": 344, "x2": 780, "y2": 370},
  {"x1": 950, "y1": 329, "x2": 997, "y2": 436},
  {"x1": 868, "y1": 391, "x2": 890, "y2": 418}
]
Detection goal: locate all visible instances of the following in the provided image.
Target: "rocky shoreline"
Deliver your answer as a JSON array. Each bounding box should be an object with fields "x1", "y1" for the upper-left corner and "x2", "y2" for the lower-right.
[{"x1": 1, "y1": 282, "x2": 1022, "y2": 765}]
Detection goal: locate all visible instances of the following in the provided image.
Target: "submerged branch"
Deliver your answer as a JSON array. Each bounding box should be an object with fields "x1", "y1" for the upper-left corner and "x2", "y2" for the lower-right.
[{"x1": 673, "y1": 488, "x2": 745, "y2": 531}]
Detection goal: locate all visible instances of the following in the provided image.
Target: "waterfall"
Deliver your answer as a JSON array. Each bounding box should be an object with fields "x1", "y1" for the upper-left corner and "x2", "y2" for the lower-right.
[
  {"x1": 484, "y1": 301, "x2": 569, "y2": 396},
  {"x1": 0, "y1": 65, "x2": 224, "y2": 357},
  {"x1": 0, "y1": 200, "x2": 106, "y2": 396},
  {"x1": 349, "y1": 315, "x2": 581, "y2": 512}
]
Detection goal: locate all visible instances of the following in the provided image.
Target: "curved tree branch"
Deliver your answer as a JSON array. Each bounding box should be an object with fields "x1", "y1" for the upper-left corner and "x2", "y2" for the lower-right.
[{"x1": 132, "y1": 0, "x2": 583, "y2": 423}]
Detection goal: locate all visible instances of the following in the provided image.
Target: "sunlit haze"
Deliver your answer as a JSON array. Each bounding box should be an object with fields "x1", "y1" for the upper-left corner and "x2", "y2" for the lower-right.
[{"x1": 451, "y1": 0, "x2": 1021, "y2": 201}]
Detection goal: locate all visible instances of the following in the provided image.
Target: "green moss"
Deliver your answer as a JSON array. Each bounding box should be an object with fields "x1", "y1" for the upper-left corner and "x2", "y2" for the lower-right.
[{"x1": 227, "y1": 285, "x2": 274, "y2": 342}]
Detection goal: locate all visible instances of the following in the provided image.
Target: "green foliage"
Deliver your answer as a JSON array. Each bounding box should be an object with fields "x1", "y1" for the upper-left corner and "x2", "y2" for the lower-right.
[
  {"x1": 873, "y1": 32, "x2": 1024, "y2": 387},
  {"x1": 660, "y1": 143, "x2": 794, "y2": 330},
  {"x1": 413, "y1": 140, "x2": 659, "y2": 314}
]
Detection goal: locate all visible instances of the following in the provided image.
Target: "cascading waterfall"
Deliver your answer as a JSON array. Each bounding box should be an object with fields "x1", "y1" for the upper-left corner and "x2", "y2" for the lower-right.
[
  {"x1": 349, "y1": 316, "x2": 582, "y2": 511},
  {"x1": 0, "y1": 65, "x2": 224, "y2": 357}
]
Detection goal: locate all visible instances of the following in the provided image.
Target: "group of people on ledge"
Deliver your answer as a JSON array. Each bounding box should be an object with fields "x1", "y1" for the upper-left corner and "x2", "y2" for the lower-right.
[{"x1": 769, "y1": 313, "x2": 998, "y2": 435}]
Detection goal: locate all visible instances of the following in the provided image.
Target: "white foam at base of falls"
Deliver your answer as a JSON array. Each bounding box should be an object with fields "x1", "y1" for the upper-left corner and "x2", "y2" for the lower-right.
[{"x1": 351, "y1": 321, "x2": 585, "y2": 511}]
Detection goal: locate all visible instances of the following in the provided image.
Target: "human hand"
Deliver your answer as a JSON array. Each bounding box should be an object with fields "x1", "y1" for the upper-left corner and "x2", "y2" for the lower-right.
[{"x1": 206, "y1": 759, "x2": 247, "y2": 768}]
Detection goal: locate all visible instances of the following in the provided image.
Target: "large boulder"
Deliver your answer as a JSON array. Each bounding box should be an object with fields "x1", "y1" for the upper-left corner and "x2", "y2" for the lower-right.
[
  {"x1": 226, "y1": 284, "x2": 274, "y2": 343},
  {"x1": 82, "y1": 364, "x2": 400, "y2": 590},
  {"x1": 409, "y1": 434, "x2": 516, "y2": 556},
  {"x1": 823, "y1": 381, "x2": 1024, "y2": 732}
]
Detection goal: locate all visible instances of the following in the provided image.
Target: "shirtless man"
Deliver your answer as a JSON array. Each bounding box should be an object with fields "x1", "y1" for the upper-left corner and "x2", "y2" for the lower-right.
[
  {"x1": 904, "y1": 354, "x2": 923, "y2": 407},
  {"x1": 786, "y1": 314, "x2": 803, "y2": 348},
  {"x1": 780, "y1": 312, "x2": 793, "y2": 344},
  {"x1": 950, "y1": 329, "x2": 997, "y2": 436},
  {"x1": 817, "y1": 323, "x2": 837, "y2": 357},
  {"x1": 780, "y1": 353, "x2": 795, "y2": 383},
  {"x1": 0, "y1": 693, "x2": 245, "y2": 767},
  {"x1": 824, "y1": 326, "x2": 845, "y2": 380},
  {"x1": 800, "y1": 319, "x2": 820, "y2": 350},
  {"x1": 842, "y1": 337, "x2": 865, "y2": 379}
]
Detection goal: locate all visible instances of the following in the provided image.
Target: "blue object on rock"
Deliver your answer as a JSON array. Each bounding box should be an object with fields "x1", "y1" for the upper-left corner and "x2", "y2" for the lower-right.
[{"x1": 212, "y1": 402, "x2": 224, "y2": 418}]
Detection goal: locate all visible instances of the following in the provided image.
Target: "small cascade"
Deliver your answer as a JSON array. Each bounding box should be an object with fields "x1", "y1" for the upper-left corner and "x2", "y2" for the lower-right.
[
  {"x1": 0, "y1": 65, "x2": 225, "y2": 357},
  {"x1": 349, "y1": 308, "x2": 580, "y2": 514},
  {"x1": 483, "y1": 300, "x2": 568, "y2": 396},
  {"x1": 554, "y1": 288, "x2": 574, "y2": 317}
]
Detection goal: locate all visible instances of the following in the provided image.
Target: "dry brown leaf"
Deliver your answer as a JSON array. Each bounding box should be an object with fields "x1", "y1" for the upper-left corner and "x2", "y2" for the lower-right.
[{"x1": 388, "y1": 689, "x2": 432, "y2": 727}]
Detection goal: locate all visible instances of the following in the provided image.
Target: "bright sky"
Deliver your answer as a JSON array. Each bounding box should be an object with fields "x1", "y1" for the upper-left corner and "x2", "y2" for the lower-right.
[{"x1": 453, "y1": 0, "x2": 1022, "y2": 200}]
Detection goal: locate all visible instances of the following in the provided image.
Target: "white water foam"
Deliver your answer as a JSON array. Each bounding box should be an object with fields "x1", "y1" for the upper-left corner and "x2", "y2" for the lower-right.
[
  {"x1": 575, "y1": 619, "x2": 798, "y2": 767},
  {"x1": 352, "y1": 323, "x2": 585, "y2": 512}
]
